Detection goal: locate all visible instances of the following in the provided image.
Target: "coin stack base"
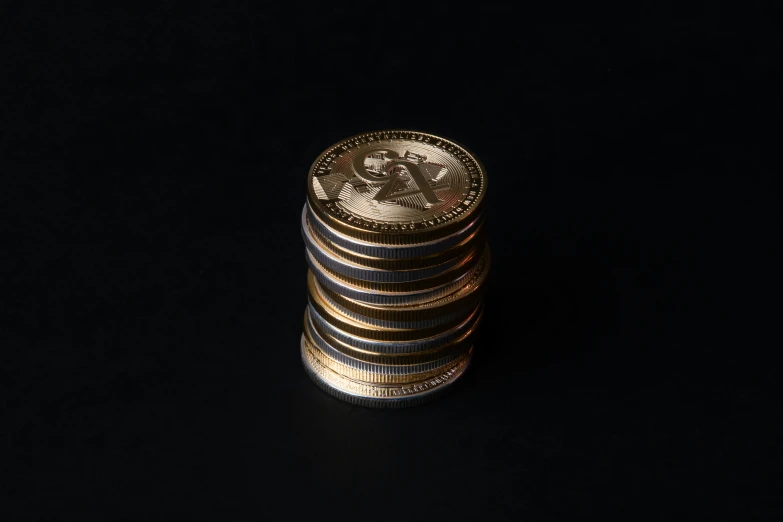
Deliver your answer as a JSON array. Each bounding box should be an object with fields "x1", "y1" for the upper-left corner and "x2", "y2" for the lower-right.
[
  {"x1": 301, "y1": 336, "x2": 474, "y2": 409},
  {"x1": 300, "y1": 130, "x2": 489, "y2": 408}
]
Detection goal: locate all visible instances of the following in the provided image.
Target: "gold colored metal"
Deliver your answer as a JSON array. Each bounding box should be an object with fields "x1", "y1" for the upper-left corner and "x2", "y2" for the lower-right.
[
  {"x1": 303, "y1": 323, "x2": 470, "y2": 385},
  {"x1": 306, "y1": 208, "x2": 487, "y2": 271},
  {"x1": 304, "y1": 307, "x2": 481, "y2": 365},
  {"x1": 306, "y1": 199, "x2": 485, "y2": 259},
  {"x1": 302, "y1": 206, "x2": 474, "y2": 283},
  {"x1": 307, "y1": 130, "x2": 487, "y2": 246},
  {"x1": 307, "y1": 250, "x2": 485, "y2": 306},
  {"x1": 314, "y1": 245, "x2": 489, "y2": 324},
  {"x1": 307, "y1": 303, "x2": 484, "y2": 355},
  {"x1": 299, "y1": 130, "x2": 488, "y2": 408},
  {"x1": 307, "y1": 271, "x2": 482, "y2": 342},
  {"x1": 301, "y1": 335, "x2": 473, "y2": 408},
  {"x1": 306, "y1": 241, "x2": 486, "y2": 292}
]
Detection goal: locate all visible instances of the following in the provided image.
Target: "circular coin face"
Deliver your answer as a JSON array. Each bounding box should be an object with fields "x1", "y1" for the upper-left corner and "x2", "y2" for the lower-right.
[{"x1": 307, "y1": 130, "x2": 487, "y2": 244}]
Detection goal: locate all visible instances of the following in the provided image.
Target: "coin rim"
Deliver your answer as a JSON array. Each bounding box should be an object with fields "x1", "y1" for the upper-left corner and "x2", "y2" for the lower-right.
[
  {"x1": 313, "y1": 245, "x2": 490, "y2": 323},
  {"x1": 307, "y1": 303, "x2": 484, "y2": 355},
  {"x1": 306, "y1": 130, "x2": 488, "y2": 245},
  {"x1": 305, "y1": 200, "x2": 486, "y2": 259},
  {"x1": 305, "y1": 306, "x2": 480, "y2": 364},
  {"x1": 301, "y1": 334, "x2": 473, "y2": 407},
  {"x1": 303, "y1": 321, "x2": 471, "y2": 383},
  {"x1": 304, "y1": 241, "x2": 486, "y2": 293},
  {"x1": 301, "y1": 207, "x2": 477, "y2": 283},
  {"x1": 307, "y1": 279, "x2": 483, "y2": 342},
  {"x1": 306, "y1": 207, "x2": 487, "y2": 270}
]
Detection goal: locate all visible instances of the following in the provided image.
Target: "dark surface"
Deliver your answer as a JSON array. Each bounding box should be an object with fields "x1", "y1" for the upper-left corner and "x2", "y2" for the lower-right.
[{"x1": 2, "y1": 2, "x2": 779, "y2": 520}]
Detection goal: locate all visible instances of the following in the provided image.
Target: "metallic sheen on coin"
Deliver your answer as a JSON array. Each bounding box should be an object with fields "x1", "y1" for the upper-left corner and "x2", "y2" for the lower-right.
[
  {"x1": 299, "y1": 130, "x2": 489, "y2": 408},
  {"x1": 307, "y1": 130, "x2": 487, "y2": 246}
]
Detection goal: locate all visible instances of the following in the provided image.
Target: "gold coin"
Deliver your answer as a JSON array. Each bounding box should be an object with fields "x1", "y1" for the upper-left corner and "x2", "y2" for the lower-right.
[
  {"x1": 307, "y1": 130, "x2": 487, "y2": 246},
  {"x1": 306, "y1": 241, "x2": 486, "y2": 293},
  {"x1": 306, "y1": 207, "x2": 487, "y2": 271},
  {"x1": 307, "y1": 303, "x2": 484, "y2": 355},
  {"x1": 306, "y1": 199, "x2": 485, "y2": 259},
  {"x1": 304, "y1": 306, "x2": 481, "y2": 365},
  {"x1": 307, "y1": 275, "x2": 482, "y2": 342},
  {"x1": 307, "y1": 250, "x2": 485, "y2": 307},
  {"x1": 302, "y1": 207, "x2": 477, "y2": 283},
  {"x1": 312, "y1": 244, "x2": 489, "y2": 325},
  {"x1": 302, "y1": 320, "x2": 471, "y2": 385},
  {"x1": 301, "y1": 334, "x2": 473, "y2": 395}
]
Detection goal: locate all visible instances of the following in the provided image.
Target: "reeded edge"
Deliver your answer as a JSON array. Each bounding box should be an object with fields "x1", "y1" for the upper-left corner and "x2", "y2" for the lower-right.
[
  {"x1": 301, "y1": 334, "x2": 472, "y2": 409},
  {"x1": 313, "y1": 244, "x2": 490, "y2": 323},
  {"x1": 307, "y1": 206, "x2": 487, "y2": 270},
  {"x1": 305, "y1": 201, "x2": 486, "y2": 259},
  {"x1": 302, "y1": 207, "x2": 474, "y2": 283},
  {"x1": 304, "y1": 321, "x2": 471, "y2": 384},
  {"x1": 304, "y1": 308, "x2": 473, "y2": 369},
  {"x1": 307, "y1": 303, "x2": 484, "y2": 355},
  {"x1": 314, "y1": 275, "x2": 479, "y2": 329},
  {"x1": 306, "y1": 306, "x2": 481, "y2": 364},
  {"x1": 306, "y1": 130, "x2": 488, "y2": 246},
  {"x1": 307, "y1": 254, "x2": 483, "y2": 306},
  {"x1": 307, "y1": 278, "x2": 483, "y2": 342},
  {"x1": 303, "y1": 241, "x2": 485, "y2": 292}
]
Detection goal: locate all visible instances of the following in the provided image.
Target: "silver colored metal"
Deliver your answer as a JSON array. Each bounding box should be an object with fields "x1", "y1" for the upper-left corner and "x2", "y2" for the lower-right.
[
  {"x1": 304, "y1": 238, "x2": 483, "y2": 293},
  {"x1": 299, "y1": 130, "x2": 488, "y2": 408},
  {"x1": 304, "y1": 312, "x2": 468, "y2": 375},
  {"x1": 301, "y1": 206, "x2": 471, "y2": 283},
  {"x1": 306, "y1": 280, "x2": 476, "y2": 342},
  {"x1": 301, "y1": 334, "x2": 473, "y2": 409},
  {"x1": 305, "y1": 201, "x2": 485, "y2": 259},
  {"x1": 306, "y1": 306, "x2": 479, "y2": 366},
  {"x1": 307, "y1": 303, "x2": 483, "y2": 355},
  {"x1": 315, "y1": 245, "x2": 489, "y2": 324},
  {"x1": 307, "y1": 206, "x2": 487, "y2": 272},
  {"x1": 314, "y1": 282, "x2": 456, "y2": 329},
  {"x1": 307, "y1": 265, "x2": 489, "y2": 328},
  {"x1": 306, "y1": 250, "x2": 484, "y2": 306}
]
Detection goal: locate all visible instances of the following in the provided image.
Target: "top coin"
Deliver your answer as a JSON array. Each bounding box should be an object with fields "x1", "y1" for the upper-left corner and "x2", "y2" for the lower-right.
[{"x1": 307, "y1": 130, "x2": 487, "y2": 245}]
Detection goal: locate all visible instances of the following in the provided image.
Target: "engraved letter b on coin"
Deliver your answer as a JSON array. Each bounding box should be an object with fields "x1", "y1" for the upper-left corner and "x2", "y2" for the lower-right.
[{"x1": 352, "y1": 149, "x2": 445, "y2": 207}]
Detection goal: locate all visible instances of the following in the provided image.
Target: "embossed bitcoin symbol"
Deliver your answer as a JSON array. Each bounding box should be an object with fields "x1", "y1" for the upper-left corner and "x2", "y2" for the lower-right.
[{"x1": 352, "y1": 149, "x2": 443, "y2": 206}]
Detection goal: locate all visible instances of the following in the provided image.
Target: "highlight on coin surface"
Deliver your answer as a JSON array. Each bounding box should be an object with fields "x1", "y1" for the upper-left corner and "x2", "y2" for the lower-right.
[
  {"x1": 307, "y1": 130, "x2": 487, "y2": 244},
  {"x1": 299, "y1": 130, "x2": 489, "y2": 408}
]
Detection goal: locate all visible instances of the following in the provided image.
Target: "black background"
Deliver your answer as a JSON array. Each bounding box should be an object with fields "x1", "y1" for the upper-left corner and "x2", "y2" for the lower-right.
[{"x1": 2, "y1": 2, "x2": 779, "y2": 520}]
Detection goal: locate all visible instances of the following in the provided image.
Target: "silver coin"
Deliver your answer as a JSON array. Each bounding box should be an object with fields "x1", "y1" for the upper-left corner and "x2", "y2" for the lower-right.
[
  {"x1": 305, "y1": 201, "x2": 485, "y2": 259},
  {"x1": 315, "y1": 246, "x2": 489, "y2": 322},
  {"x1": 307, "y1": 304, "x2": 483, "y2": 355},
  {"x1": 310, "y1": 274, "x2": 478, "y2": 330},
  {"x1": 301, "y1": 334, "x2": 473, "y2": 409},
  {"x1": 305, "y1": 250, "x2": 482, "y2": 306},
  {"x1": 301, "y1": 206, "x2": 470, "y2": 283},
  {"x1": 304, "y1": 312, "x2": 468, "y2": 375}
]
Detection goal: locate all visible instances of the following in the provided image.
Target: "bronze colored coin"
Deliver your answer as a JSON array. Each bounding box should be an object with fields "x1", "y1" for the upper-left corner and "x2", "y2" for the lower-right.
[{"x1": 307, "y1": 130, "x2": 487, "y2": 246}]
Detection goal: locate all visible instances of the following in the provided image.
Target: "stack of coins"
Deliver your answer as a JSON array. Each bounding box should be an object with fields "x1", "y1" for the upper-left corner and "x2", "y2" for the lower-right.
[{"x1": 300, "y1": 130, "x2": 489, "y2": 408}]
